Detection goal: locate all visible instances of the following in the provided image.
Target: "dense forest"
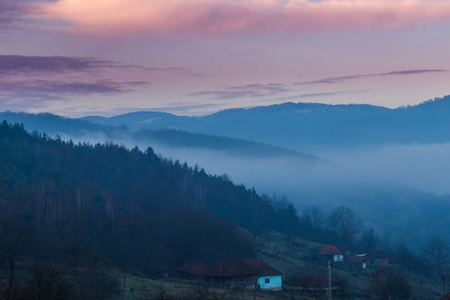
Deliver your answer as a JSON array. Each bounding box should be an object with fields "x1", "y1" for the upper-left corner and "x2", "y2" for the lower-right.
[
  {"x1": 0, "y1": 121, "x2": 303, "y2": 278},
  {"x1": 0, "y1": 121, "x2": 445, "y2": 299}
]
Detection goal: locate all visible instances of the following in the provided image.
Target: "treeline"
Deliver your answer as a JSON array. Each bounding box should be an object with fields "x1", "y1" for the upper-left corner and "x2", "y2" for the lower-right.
[
  {"x1": 0, "y1": 121, "x2": 447, "y2": 299},
  {"x1": 0, "y1": 121, "x2": 301, "y2": 277},
  {"x1": 294, "y1": 203, "x2": 449, "y2": 280}
]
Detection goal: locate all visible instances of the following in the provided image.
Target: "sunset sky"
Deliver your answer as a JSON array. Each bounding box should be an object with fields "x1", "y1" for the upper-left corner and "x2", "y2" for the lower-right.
[{"x1": 1, "y1": 0, "x2": 450, "y2": 117}]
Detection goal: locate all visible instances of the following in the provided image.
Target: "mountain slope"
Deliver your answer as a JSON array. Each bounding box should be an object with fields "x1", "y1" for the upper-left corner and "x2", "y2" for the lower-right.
[
  {"x1": 134, "y1": 128, "x2": 314, "y2": 159},
  {"x1": 0, "y1": 121, "x2": 305, "y2": 274},
  {"x1": 82, "y1": 96, "x2": 450, "y2": 150},
  {"x1": 0, "y1": 111, "x2": 314, "y2": 159}
]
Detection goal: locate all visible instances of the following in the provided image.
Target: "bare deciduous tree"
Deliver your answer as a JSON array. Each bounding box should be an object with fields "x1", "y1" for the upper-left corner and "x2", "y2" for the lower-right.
[
  {"x1": 327, "y1": 205, "x2": 363, "y2": 245},
  {"x1": 423, "y1": 237, "x2": 449, "y2": 280},
  {"x1": 367, "y1": 267, "x2": 411, "y2": 300},
  {"x1": 360, "y1": 228, "x2": 379, "y2": 252},
  {"x1": 301, "y1": 206, "x2": 325, "y2": 230}
]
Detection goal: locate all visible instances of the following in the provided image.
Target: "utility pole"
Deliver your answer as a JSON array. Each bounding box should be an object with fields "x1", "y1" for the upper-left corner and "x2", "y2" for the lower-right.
[
  {"x1": 122, "y1": 275, "x2": 127, "y2": 300},
  {"x1": 419, "y1": 280, "x2": 423, "y2": 300},
  {"x1": 328, "y1": 260, "x2": 332, "y2": 300},
  {"x1": 442, "y1": 275, "x2": 446, "y2": 298}
]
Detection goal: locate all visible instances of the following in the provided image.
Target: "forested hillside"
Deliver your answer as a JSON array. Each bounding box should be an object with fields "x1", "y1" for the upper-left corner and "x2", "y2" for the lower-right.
[
  {"x1": 0, "y1": 121, "x2": 303, "y2": 275},
  {"x1": 0, "y1": 121, "x2": 445, "y2": 299},
  {"x1": 0, "y1": 111, "x2": 313, "y2": 159}
]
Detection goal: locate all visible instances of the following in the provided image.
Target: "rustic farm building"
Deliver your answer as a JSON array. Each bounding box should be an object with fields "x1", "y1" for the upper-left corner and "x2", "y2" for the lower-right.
[
  {"x1": 181, "y1": 258, "x2": 283, "y2": 290},
  {"x1": 244, "y1": 259, "x2": 283, "y2": 291},
  {"x1": 203, "y1": 259, "x2": 258, "y2": 288},
  {"x1": 346, "y1": 255, "x2": 366, "y2": 268},
  {"x1": 364, "y1": 248, "x2": 389, "y2": 266},
  {"x1": 319, "y1": 244, "x2": 344, "y2": 262}
]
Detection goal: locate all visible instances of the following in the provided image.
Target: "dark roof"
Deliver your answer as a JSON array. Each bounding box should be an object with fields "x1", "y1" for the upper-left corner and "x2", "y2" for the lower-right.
[
  {"x1": 365, "y1": 248, "x2": 388, "y2": 259},
  {"x1": 347, "y1": 256, "x2": 364, "y2": 264},
  {"x1": 319, "y1": 245, "x2": 343, "y2": 256},
  {"x1": 176, "y1": 262, "x2": 209, "y2": 276},
  {"x1": 243, "y1": 259, "x2": 282, "y2": 276},
  {"x1": 203, "y1": 259, "x2": 257, "y2": 277},
  {"x1": 441, "y1": 292, "x2": 450, "y2": 300},
  {"x1": 288, "y1": 274, "x2": 338, "y2": 288}
]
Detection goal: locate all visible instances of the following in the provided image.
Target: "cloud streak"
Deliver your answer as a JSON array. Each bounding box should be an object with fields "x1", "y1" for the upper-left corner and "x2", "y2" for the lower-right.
[
  {"x1": 0, "y1": 80, "x2": 147, "y2": 100},
  {"x1": 33, "y1": 0, "x2": 450, "y2": 37},
  {"x1": 0, "y1": 55, "x2": 110, "y2": 75},
  {"x1": 188, "y1": 83, "x2": 289, "y2": 100},
  {"x1": 296, "y1": 90, "x2": 368, "y2": 98},
  {"x1": 0, "y1": 55, "x2": 207, "y2": 102},
  {"x1": 0, "y1": 55, "x2": 161, "y2": 101},
  {"x1": 0, "y1": 55, "x2": 195, "y2": 77},
  {"x1": 296, "y1": 69, "x2": 447, "y2": 85},
  {"x1": 0, "y1": 1, "x2": 26, "y2": 29}
]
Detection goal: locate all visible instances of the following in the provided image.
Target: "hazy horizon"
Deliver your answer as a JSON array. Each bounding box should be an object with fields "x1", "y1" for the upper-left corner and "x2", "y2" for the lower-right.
[
  {"x1": 2, "y1": 1, "x2": 450, "y2": 295},
  {"x1": 1, "y1": 1, "x2": 450, "y2": 117}
]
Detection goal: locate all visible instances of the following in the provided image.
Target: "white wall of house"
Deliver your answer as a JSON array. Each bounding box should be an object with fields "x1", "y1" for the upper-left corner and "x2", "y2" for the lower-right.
[
  {"x1": 333, "y1": 255, "x2": 344, "y2": 262},
  {"x1": 257, "y1": 275, "x2": 282, "y2": 290}
]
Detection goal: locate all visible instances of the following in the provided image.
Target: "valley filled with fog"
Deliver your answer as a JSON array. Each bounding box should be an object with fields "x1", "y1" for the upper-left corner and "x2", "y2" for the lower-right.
[
  {"x1": 4, "y1": 99, "x2": 450, "y2": 251},
  {"x1": 68, "y1": 133, "x2": 450, "y2": 251}
]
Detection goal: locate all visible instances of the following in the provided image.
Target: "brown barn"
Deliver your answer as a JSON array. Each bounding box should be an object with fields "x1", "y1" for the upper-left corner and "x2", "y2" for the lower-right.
[
  {"x1": 346, "y1": 255, "x2": 365, "y2": 268},
  {"x1": 203, "y1": 259, "x2": 258, "y2": 288},
  {"x1": 364, "y1": 248, "x2": 389, "y2": 267}
]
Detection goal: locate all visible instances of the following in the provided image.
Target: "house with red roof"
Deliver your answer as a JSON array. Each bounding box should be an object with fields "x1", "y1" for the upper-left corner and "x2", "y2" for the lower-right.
[
  {"x1": 346, "y1": 248, "x2": 388, "y2": 268},
  {"x1": 319, "y1": 245, "x2": 344, "y2": 262},
  {"x1": 201, "y1": 258, "x2": 283, "y2": 290},
  {"x1": 203, "y1": 259, "x2": 258, "y2": 288},
  {"x1": 364, "y1": 248, "x2": 388, "y2": 267},
  {"x1": 244, "y1": 259, "x2": 283, "y2": 291},
  {"x1": 346, "y1": 255, "x2": 366, "y2": 268}
]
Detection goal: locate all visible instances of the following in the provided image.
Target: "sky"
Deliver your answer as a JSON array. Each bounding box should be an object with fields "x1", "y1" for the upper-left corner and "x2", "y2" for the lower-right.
[{"x1": 1, "y1": 0, "x2": 450, "y2": 117}]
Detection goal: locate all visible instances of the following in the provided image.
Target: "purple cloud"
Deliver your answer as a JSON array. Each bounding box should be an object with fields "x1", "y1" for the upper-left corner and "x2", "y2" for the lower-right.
[
  {"x1": 0, "y1": 55, "x2": 110, "y2": 75},
  {"x1": 0, "y1": 80, "x2": 148, "y2": 100},
  {"x1": 0, "y1": 55, "x2": 203, "y2": 101},
  {"x1": 0, "y1": 55, "x2": 201, "y2": 77},
  {"x1": 297, "y1": 91, "x2": 362, "y2": 98},
  {"x1": 296, "y1": 69, "x2": 447, "y2": 85},
  {"x1": 0, "y1": 1, "x2": 24, "y2": 29},
  {"x1": 0, "y1": 0, "x2": 47, "y2": 30},
  {"x1": 188, "y1": 83, "x2": 289, "y2": 100},
  {"x1": 259, "y1": 90, "x2": 369, "y2": 104}
]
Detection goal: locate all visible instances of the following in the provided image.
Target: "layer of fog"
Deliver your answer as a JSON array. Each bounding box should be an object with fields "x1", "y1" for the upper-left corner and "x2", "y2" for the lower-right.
[
  {"x1": 65, "y1": 131, "x2": 450, "y2": 205},
  {"x1": 145, "y1": 141, "x2": 450, "y2": 250},
  {"x1": 64, "y1": 133, "x2": 450, "y2": 249},
  {"x1": 316, "y1": 144, "x2": 450, "y2": 196},
  {"x1": 147, "y1": 142, "x2": 450, "y2": 197}
]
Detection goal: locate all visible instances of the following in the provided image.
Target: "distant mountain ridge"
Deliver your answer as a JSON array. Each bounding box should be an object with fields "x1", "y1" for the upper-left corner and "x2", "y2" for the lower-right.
[
  {"x1": 0, "y1": 111, "x2": 314, "y2": 159},
  {"x1": 82, "y1": 96, "x2": 450, "y2": 150},
  {"x1": 2, "y1": 102, "x2": 450, "y2": 250}
]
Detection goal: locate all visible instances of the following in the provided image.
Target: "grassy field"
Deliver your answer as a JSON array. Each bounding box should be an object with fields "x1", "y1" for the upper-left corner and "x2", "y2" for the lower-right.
[
  {"x1": 121, "y1": 275, "x2": 298, "y2": 299},
  {"x1": 115, "y1": 231, "x2": 442, "y2": 299}
]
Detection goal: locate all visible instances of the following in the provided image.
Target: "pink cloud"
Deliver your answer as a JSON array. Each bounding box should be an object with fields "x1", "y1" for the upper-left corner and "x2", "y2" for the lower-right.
[{"x1": 33, "y1": 0, "x2": 450, "y2": 37}]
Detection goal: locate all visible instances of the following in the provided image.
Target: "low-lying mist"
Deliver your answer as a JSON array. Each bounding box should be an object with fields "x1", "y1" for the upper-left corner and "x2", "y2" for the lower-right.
[
  {"x1": 316, "y1": 144, "x2": 450, "y2": 196},
  {"x1": 143, "y1": 141, "x2": 450, "y2": 250},
  {"x1": 64, "y1": 133, "x2": 450, "y2": 250}
]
